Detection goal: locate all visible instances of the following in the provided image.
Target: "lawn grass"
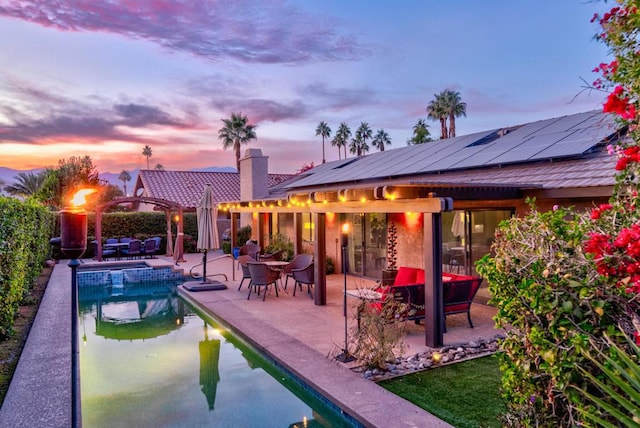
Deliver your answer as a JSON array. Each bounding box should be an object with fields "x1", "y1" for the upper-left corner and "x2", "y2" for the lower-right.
[{"x1": 379, "y1": 354, "x2": 506, "y2": 428}]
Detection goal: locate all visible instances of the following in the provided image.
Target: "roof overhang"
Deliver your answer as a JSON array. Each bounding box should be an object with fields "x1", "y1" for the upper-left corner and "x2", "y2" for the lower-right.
[{"x1": 221, "y1": 182, "x2": 530, "y2": 215}]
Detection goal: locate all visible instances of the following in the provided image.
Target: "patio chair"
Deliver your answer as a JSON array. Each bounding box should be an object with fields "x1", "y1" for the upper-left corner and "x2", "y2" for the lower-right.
[
  {"x1": 239, "y1": 243, "x2": 261, "y2": 260},
  {"x1": 237, "y1": 255, "x2": 255, "y2": 291},
  {"x1": 258, "y1": 250, "x2": 285, "y2": 262},
  {"x1": 443, "y1": 276, "x2": 483, "y2": 330},
  {"x1": 291, "y1": 261, "x2": 314, "y2": 298},
  {"x1": 101, "y1": 239, "x2": 118, "y2": 260},
  {"x1": 141, "y1": 238, "x2": 156, "y2": 258},
  {"x1": 247, "y1": 262, "x2": 281, "y2": 301},
  {"x1": 283, "y1": 254, "x2": 313, "y2": 290},
  {"x1": 121, "y1": 239, "x2": 141, "y2": 259},
  {"x1": 119, "y1": 237, "x2": 132, "y2": 244}
]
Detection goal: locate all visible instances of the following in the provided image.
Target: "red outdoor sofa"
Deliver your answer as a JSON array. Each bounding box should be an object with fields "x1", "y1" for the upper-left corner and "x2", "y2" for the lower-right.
[{"x1": 361, "y1": 266, "x2": 483, "y2": 329}]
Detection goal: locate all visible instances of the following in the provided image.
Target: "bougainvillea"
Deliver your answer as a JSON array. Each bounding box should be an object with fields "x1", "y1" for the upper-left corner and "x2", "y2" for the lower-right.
[{"x1": 477, "y1": 2, "x2": 640, "y2": 426}]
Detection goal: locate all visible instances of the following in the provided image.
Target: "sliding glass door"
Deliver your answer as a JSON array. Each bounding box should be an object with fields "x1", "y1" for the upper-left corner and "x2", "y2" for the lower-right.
[
  {"x1": 442, "y1": 209, "x2": 513, "y2": 275},
  {"x1": 344, "y1": 213, "x2": 386, "y2": 279}
]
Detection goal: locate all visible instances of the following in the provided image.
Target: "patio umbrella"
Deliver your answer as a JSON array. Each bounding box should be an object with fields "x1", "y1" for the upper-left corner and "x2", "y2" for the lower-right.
[{"x1": 197, "y1": 184, "x2": 220, "y2": 283}]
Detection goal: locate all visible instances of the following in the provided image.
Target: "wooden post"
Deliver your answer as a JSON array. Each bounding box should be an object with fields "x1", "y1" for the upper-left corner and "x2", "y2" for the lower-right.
[
  {"x1": 293, "y1": 213, "x2": 303, "y2": 255},
  {"x1": 424, "y1": 211, "x2": 444, "y2": 348},
  {"x1": 313, "y1": 213, "x2": 327, "y2": 305}
]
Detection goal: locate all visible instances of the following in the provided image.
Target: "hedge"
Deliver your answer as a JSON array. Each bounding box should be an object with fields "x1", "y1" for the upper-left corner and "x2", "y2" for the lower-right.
[{"x1": 0, "y1": 197, "x2": 56, "y2": 338}]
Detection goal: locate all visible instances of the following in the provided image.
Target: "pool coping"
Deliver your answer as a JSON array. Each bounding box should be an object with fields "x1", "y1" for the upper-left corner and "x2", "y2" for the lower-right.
[{"x1": 0, "y1": 261, "x2": 452, "y2": 428}]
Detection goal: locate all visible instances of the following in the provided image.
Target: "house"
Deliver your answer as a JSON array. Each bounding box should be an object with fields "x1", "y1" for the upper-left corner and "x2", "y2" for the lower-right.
[{"x1": 224, "y1": 110, "x2": 623, "y2": 346}]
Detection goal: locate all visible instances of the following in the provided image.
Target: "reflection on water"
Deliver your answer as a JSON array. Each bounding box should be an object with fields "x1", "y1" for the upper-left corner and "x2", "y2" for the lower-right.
[{"x1": 79, "y1": 282, "x2": 354, "y2": 428}]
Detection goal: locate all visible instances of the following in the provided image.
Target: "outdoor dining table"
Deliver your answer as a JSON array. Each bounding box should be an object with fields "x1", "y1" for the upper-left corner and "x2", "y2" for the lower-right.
[{"x1": 262, "y1": 261, "x2": 289, "y2": 290}]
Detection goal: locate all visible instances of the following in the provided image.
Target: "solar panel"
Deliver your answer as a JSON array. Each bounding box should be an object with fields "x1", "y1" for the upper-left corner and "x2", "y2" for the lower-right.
[{"x1": 283, "y1": 110, "x2": 619, "y2": 189}]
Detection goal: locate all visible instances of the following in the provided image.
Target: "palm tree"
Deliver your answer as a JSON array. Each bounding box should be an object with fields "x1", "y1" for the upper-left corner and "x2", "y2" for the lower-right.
[
  {"x1": 142, "y1": 145, "x2": 153, "y2": 170},
  {"x1": 118, "y1": 170, "x2": 131, "y2": 196},
  {"x1": 334, "y1": 122, "x2": 351, "y2": 159},
  {"x1": 371, "y1": 129, "x2": 392, "y2": 152},
  {"x1": 218, "y1": 112, "x2": 257, "y2": 172},
  {"x1": 442, "y1": 90, "x2": 467, "y2": 138},
  {"x1": 155, "y1": 163, "x2": 165, "y2": 171},
  {"x1": 351, "y1": 122, "x2": 372, "y2": 156},
  {"x1": 4, "y1": 171, "x2": 45, "y2": 197},
  {"x1": 407, "y1": 119, "x2": 432, "y2": 145},
  {"x1": 315, "y1": 121, "x2": 331, "y2": 164},
  {"x1": 427, "y1": 92, "x2": 449, "y2": 139}
]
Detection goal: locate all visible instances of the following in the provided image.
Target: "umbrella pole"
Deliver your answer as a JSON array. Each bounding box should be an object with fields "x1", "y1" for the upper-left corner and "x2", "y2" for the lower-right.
[{"x1": 202, "y1": 250, "x2": 208, "y2": 283}]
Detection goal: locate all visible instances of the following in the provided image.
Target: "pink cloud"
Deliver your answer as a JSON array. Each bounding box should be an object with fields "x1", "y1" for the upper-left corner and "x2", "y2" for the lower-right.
[{"x1": 0, "y1": 0, "x2": 368, "y2": 64}]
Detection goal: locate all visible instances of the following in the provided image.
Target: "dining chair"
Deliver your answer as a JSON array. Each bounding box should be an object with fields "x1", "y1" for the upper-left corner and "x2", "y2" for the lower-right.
[
  {"x1": 291, "y1": 262, "x2": 314, "y2": 298},
  {"x1": 122, "y1": 239, "x2": 141, "y2": 259},
  {"x1": 246, "y1": 262, "x2": 280, "y2": 301},
  {"x1": 141, "y1": 239, "x2": 156, "y2": 258},
  {"x1": 237, "y1": 255, "x2": 255, "y2": 291},
  {"x1": 239, "y1": 243, "x2": 261, "y2": 260},
  {"x1": 283, "y1": 254, "x2": 313, "y2": 290}
]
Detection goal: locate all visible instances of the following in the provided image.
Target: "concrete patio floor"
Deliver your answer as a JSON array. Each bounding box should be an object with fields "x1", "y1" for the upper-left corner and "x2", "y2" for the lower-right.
[{"x1": 0, "y1": 252, "x2": 502, "y2": 427}]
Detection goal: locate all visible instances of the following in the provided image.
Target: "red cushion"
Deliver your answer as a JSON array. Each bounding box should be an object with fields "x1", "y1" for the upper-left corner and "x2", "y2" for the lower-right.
[
  {"x1": 415, "y1": 269, "x2": 425, "y2": 284},
  {"x1": 394, "y1": 267, "x2": 418, "y2": 285}
]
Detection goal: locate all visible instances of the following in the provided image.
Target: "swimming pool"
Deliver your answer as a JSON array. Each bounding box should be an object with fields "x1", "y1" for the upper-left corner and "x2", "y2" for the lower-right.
[{"x1": 78, "y1": 280, "x2": 355, "y2": 427}]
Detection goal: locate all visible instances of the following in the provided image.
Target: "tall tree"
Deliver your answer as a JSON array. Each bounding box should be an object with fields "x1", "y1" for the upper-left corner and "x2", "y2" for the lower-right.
[
  {"x1": 372, "y1": 129, "x2": 392, "y2": 151},
  {"x1": 4, "y1": 171, "x2": 45, "y2": 197},
  {"x1": 315, "y1": 121, "x2": 331, "y2": 164},
  {"x1": 334, "y1": 122, "x2": 351, "y2": 159},
  {"x1": 442, "y1": 90, "x2": 467, "y2": 138},
  {"x1": 351, "y1": 122, "x2": 372, "y2": 156},
  {"x1": 427, "y1": 91, "x2": 449, "y2": 139},
  {"x1": 407, "y1": 119, "x2": 432, "y2": 145},
  {"x1": 218, "y1": 112, "x2": 257, "y2": 172},
  {"x1": 118, "y1": 170, "x2": 131, "y2": 196},
  {"x1": 34, "y1": 156, "x2": 101, "y2": 208},
  {"x1": 142, "y1": 145, "x2": 153, "y2": 170}
]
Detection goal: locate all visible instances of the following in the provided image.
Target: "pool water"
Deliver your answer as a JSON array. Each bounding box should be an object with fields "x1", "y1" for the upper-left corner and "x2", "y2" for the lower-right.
[{"x1": 79, "y1": 281, "x2": 354, "y2": 427}]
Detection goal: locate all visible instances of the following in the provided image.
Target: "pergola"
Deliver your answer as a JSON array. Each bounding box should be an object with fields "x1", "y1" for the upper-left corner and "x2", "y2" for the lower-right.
[
  {"x1": 94, "y1": 196, "x2": 185, "y2": 262},
  {"x1": 224, "y1": 184, "x2": 454, "y2": 347}
]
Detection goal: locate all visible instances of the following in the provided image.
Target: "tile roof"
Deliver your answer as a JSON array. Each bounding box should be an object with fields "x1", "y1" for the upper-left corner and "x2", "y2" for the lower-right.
[{"x1": 134, "y1": 170, "x2": 294, "y2": 209}]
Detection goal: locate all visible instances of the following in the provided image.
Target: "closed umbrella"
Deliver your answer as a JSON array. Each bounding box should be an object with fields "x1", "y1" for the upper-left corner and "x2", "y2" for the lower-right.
[{"x1": 197, "y1": 184, "x2": 220, "y2": 282}]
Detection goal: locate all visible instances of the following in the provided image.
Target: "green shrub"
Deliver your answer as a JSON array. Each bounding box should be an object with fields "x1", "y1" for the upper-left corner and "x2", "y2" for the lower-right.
[
  {"x1": 0, "y1": 197, "x2": 55, "y2": 338},
  {"x1": 265, "y1": 233, "x2": 294, "y2": 261},
  {"x1": 476, "y1": 203, "x2": 629, "y2": 426}
]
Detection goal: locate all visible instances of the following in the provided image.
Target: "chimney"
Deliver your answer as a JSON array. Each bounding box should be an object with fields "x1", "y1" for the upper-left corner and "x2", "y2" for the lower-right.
[{"x1": 240, "y1": 148, "x2": 269, "y2": 200}]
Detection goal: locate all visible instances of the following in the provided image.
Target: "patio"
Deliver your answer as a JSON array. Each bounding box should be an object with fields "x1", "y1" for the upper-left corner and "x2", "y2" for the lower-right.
[{"x1": 170, "y1": 252, "x2": 502, "y2": 358}]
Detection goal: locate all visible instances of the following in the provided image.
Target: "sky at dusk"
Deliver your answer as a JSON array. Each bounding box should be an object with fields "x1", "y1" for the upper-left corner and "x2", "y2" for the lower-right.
[{"x1": 0, "y1": 0, "x2": 612, "y2": 175}]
